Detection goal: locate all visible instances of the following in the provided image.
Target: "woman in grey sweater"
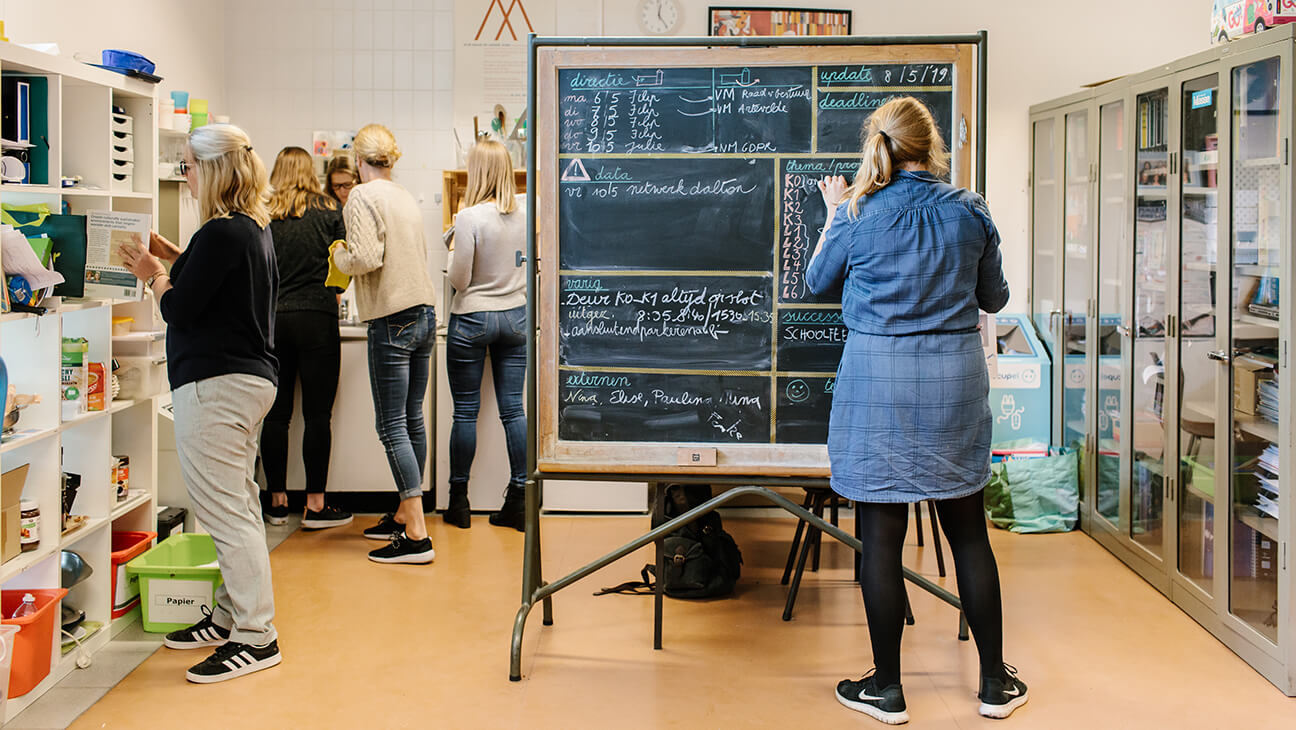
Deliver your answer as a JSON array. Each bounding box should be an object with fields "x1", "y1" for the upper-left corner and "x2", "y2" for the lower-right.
[
  {"x1": 443, "y1": 140, "x2": 527, "y2": 529},
  {"x1": 332, "y1": 124, "x2": 439, "y2": 564}
]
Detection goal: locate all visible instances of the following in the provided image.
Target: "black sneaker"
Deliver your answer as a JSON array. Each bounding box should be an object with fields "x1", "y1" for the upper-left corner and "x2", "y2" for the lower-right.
[
  {"x1": 835, "y1": 670, "x2": 909, "y2": 725},
  {"x1": 978, "y1": 663, "x2": 1028, "y2": 719},
  {"x1": 163, "y1": 607, "x2": 230, "y2": 650},
  {"x1": 185, "y1": 640, "x2": 282, "y2": 684},
  {"x1": 263, "y1": 503, "x2": 289, "y2": 526},
  {"x1": 368, "y1": 533, "x2": 435, "y2": 564},
  {"x1": 363, "y1": 513, "x2": 404, "y2": 540},
  {"x1": 302, "y1": 505, "x2": 353, "y2": 530}
]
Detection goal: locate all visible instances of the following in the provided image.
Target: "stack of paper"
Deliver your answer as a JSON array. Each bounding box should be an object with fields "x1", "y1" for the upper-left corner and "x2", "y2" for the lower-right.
[
  {"x1": 1257, "y1": 380, "x2": 1280, "y2": 424},
  {"x1": 1254, "y1": 444, "x2": 1280, "y2": 520},
  {"x1": 1, "y1": 223, "x2": 65, "y2": 290}
]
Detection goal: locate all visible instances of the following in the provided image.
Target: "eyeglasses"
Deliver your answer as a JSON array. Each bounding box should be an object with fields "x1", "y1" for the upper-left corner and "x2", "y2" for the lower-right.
[
  {"x1": 332, "y1": 180, "x2": 356, "y2": 191},
  {"x1": 178, "y1": 160, "x2": 191, "y2": 176}
]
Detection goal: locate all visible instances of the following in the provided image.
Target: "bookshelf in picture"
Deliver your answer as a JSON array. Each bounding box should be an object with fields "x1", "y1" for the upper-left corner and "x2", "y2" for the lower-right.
[{"x1": 1138, "y1": 93, "x2": 1166, "y2": 150}]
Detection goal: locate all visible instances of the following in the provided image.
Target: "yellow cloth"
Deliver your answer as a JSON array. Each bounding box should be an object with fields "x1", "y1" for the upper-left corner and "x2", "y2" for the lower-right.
[{"x1": 325, "y1": 240, "x2": 351, "y2": 290}]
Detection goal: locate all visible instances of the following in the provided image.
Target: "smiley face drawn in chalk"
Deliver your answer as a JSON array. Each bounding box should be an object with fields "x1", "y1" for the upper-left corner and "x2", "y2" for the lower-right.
[{"x1": 785, "y1": 379, "x2": 810, "y2": 403}]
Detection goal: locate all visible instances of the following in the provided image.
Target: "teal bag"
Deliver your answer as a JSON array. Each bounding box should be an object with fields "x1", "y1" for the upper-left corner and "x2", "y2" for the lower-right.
[{"x1": 984, "y1": 448, "x2": 1079, "y2": 533}]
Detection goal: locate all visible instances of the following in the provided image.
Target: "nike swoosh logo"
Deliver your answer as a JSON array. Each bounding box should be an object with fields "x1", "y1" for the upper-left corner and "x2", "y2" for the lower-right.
[
  {"x1": 857, "y1": 691, "x2": 886, "y2": 701},
  {"x1": 1003, "y1": 686, "x2": 1022, "y2": 698}
]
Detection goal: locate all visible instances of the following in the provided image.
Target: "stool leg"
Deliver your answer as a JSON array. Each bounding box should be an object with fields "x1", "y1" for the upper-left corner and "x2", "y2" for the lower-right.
[
  {"x1": 927, "y1": 501, "x2": 947, "y2": 578},
  {"x1": 781, "y1": 490, "x2": 814, "y2": 585},
  {"x1": 913, "y1": 501, "x2": 925, "y2": 547},
  {"x1": 853, "y1": 501, "x2": 861, "y2": 583},
  {"x1": 784, "y1": 492, "x2": 825, "y2": 621},
  {"x1": 830, "y1": 495, "x2": 840, "y2": 528},
  {"x1": 904, "y1": 584, "x2": 915, "y2": 626},
  {"x1": 811, "y1": 492, "x2": 826, "y2": 572}
]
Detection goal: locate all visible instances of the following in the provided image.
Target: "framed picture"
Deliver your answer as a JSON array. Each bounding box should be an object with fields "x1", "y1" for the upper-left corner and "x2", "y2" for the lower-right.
[{"x1": 708, "y1": 7, "x2": 852, "y2": 36}]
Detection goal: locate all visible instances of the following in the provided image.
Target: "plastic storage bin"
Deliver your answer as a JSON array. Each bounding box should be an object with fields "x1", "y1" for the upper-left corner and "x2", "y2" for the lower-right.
[
  {"x1": 1, "y1": 588, "x2": 68, "y2": 698},
  {"x1": 110, "y1": 531, "x2": 156, "y2": 619},
  {"x1": 0, "y1": 624, "x2": 20, "y2": 719},
  {"x1": 126, "y1": 533, "x2": 222, "y2": 633},
  {"x1": 988, "y1": 313, "x2": 1052, "y2": 446}
]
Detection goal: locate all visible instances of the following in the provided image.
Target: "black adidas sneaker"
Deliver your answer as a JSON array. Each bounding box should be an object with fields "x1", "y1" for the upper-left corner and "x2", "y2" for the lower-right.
[
  {"x1": 186, "y1": 640, "x2": 282, "y2": 684},
  {"x1": 978, "y1": 663, "x2": 1029, "y2": 719},
  {"x1": 363, "y1": 513, "x2": 404, "y2": 540},
  {"x1": 163, "y1": 607, "x2": 230, "y2": 649},
  {"x1": 835, "y1": 670, "x2": 908, "y2": 725}
]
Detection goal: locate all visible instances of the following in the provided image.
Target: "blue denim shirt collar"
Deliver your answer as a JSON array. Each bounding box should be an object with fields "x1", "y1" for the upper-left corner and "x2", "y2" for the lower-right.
[{"x1": 895, "y1": 169, "x2": 939, "y2": 183}]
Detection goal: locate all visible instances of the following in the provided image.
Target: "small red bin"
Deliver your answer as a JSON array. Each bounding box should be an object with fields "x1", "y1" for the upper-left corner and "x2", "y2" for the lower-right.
[{"x1": 110, "y1": 531, "x2": 156, "y2": 619}]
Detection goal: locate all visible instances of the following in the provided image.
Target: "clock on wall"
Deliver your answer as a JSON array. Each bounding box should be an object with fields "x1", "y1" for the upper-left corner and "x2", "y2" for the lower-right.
[{"x1": 637, "y1": 0, "x2": 683, "y2": 35}]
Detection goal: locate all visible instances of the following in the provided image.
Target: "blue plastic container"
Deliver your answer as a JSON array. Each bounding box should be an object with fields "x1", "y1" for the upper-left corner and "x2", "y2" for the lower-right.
[{"x1": 988, "y1": 313, "x2": 1052, "y2": 447}]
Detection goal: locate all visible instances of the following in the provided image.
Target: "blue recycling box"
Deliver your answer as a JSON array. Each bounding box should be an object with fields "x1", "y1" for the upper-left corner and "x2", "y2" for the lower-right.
[
  {"x1": 988, "y1": 314, "x2": 1051, "y2": 446},
  {"x1": 1061, "y1": 315, "x2": 1122, "y2": 450}
]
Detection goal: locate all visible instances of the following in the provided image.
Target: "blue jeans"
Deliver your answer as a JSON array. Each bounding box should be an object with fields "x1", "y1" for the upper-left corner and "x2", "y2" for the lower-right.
[
  {"x1": 367, "y1": 304, "x2": 435, "y2": 501},
  {"x1": 446, "y1": 306, "x2": 527, "y2": 490}
]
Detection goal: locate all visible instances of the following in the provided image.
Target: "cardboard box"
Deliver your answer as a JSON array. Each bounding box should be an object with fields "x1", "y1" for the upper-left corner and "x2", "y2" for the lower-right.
[
  {"x1": 1233, "y1": 354, "x2": 1275, "y2": 416},
  {"x1": 87, "y1": 362, "x2": 106, "y2": 412},
  {"x1": 1, "y1": 464, "x2": 30, "y2": 564}
]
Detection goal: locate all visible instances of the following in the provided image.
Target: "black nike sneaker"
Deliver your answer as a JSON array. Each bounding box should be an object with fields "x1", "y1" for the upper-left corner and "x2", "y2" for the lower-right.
[
  {"x1": 835, "y1": 669, "x2": 908, "y2": 725},
  {"x1": 302, "y1": 505, "x2": 353, "y2": 530},
  {"x1": 362, "y1": 513, "x2": 404, "y2": 540},
  {"x1": 978, "y1": 663, "x2": 1029, "y2": 719}
]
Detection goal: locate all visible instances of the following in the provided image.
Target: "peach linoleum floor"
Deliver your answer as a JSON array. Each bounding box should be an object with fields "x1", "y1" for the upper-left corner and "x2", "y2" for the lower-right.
[{"x1": 65, "y1": 510, "x2": 1296, "y2": 729}]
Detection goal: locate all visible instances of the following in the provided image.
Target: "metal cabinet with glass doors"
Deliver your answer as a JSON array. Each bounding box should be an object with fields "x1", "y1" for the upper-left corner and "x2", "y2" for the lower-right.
[{"x1": 1029, "y1": 27, "x2": 1296, "y2": 695}]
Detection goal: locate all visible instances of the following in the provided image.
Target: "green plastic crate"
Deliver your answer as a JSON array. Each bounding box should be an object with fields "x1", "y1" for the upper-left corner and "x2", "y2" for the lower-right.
[{"x1": 124, "y1": 533, "x2": 224, "y2": 633}]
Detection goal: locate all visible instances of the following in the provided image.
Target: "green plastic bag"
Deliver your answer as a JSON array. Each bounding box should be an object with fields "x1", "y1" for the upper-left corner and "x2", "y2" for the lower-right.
[{"x1": 984, "y1": 449, "x2": 1079, "y2": 533}]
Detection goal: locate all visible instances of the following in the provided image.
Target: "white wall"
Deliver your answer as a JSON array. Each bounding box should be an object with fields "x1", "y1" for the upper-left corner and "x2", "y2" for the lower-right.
[
  {"x1": 0, "y1": 0, "x2": 228, "y2": 120},
  {"x1": 564, "y1": 0, "x2": 1217, "y2": 311},
  {"x1": 222, "y1": 0, "x2": 456, "y2": 278}
]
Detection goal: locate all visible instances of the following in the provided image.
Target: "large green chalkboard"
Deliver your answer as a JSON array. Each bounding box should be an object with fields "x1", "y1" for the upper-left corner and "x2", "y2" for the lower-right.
[{"x1": 538, "y1": 45, "x2": 972, "y2": 472}]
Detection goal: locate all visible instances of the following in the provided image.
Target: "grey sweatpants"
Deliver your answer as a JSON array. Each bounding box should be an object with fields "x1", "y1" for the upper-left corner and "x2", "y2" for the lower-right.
[{"x1": 173, "y1": 373, "x2": 278, "y2": 646}]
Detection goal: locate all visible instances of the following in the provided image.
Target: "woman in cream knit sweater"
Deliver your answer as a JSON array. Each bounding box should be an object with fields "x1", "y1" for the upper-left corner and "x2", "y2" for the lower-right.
[{"x1": 332, "y1": 123, "x2": 439, "y2": 565}]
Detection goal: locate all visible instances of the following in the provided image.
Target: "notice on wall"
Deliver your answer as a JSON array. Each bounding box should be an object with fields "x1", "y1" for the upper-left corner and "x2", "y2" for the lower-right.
[
  {"x1": 454, "y1": 0, "x2": 557, "y2": 151},
  {"x1": 86, "y1": 210, "x2": 149, "y2": 300}
]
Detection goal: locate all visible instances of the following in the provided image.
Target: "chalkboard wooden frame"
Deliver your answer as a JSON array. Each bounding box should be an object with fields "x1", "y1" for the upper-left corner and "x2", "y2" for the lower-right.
[{"x1": 531, "y1": 37, "x2": 984, "y2": 478}]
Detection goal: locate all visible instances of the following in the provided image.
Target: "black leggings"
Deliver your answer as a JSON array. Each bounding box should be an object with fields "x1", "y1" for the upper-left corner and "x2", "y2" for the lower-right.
[
  {"x1": 260, "y1": 310, "x2": 341, "y2": 495},
  {"x1": 856, "y1": 489, "x2": 1003, "y2": 687}
]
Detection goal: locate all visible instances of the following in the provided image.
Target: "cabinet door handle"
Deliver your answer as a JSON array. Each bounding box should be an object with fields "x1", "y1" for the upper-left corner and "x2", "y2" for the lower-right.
[
  {"x1": 1116, "y1": 324, "x2": 1131, "y2": 337},
  {"x1": 1207, "y1": 349, "x2": 1232, "y2": 363}
]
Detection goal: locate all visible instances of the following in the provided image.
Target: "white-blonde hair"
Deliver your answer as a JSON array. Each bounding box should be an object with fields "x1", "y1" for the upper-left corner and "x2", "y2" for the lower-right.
[
  {"x1": 463, "y1": 140, "x2": 517, "y2": 214},
  {"x1": 188, "y1": 123, "x2": 271, "y2": 228},
  {"x1": 844, "y1": 97, "x2": 949, "y2": 218},
  {"x1": 353, "y1": 123, "x2": 401, "y2": 168}
]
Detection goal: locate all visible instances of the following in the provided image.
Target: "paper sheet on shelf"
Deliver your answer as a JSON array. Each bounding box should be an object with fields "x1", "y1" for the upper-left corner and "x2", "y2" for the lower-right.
[{"x1": 1, "y1": 223, "x2": 64, "y2": 289}]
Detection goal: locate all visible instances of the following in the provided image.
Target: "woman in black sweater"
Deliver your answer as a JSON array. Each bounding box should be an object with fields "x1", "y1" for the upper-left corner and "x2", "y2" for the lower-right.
[
  {"x1": 259, "y1": 146, "x2": 351, "y2": 530},
  {"x1": 119, "y1": 124, "x2": 283, "y2": 683}
]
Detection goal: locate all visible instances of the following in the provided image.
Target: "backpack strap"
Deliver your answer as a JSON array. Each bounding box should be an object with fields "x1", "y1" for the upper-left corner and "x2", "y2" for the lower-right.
[{"x1": 593, "y1": 565, "x2": 657, "y2": 596}]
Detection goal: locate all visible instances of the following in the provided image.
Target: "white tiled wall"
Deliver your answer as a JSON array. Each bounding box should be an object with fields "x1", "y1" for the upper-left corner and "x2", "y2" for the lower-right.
[{"x1": 223, "y1": 0, "x2": 455, "y2": 276}]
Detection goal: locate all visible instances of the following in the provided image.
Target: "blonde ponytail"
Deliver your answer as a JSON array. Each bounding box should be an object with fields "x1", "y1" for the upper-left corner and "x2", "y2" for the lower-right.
[{"x1": 844, "y1": 97, "x2": 950, "y2": 218}]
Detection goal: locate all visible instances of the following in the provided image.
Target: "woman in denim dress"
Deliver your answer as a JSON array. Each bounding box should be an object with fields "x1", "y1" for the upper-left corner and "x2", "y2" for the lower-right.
[{"x1": 807, "y1": 97, "x2": 1026, "y2": 724}]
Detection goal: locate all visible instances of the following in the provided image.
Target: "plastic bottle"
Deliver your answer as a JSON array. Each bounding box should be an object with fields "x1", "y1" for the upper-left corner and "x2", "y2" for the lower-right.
[{"x1": 10, "y1": 593, "x2": 37, "y2": 619}]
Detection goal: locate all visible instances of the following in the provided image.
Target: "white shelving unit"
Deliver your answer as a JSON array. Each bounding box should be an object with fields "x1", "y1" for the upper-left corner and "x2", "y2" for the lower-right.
[{"x1": 0, "y1": 42, "x2": 164, "y2": 721}]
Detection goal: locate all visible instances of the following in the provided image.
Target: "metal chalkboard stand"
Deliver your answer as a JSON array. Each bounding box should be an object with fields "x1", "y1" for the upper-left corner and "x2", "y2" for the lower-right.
[{"x1": 512, "y1": 31, "x2": 990, "y2": 681}]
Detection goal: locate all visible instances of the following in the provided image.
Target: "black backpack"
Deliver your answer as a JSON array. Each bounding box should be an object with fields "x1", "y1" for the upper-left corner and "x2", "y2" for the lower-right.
[{"x1": 596, "y1": 484, "x2": 743, "y2": 599}]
